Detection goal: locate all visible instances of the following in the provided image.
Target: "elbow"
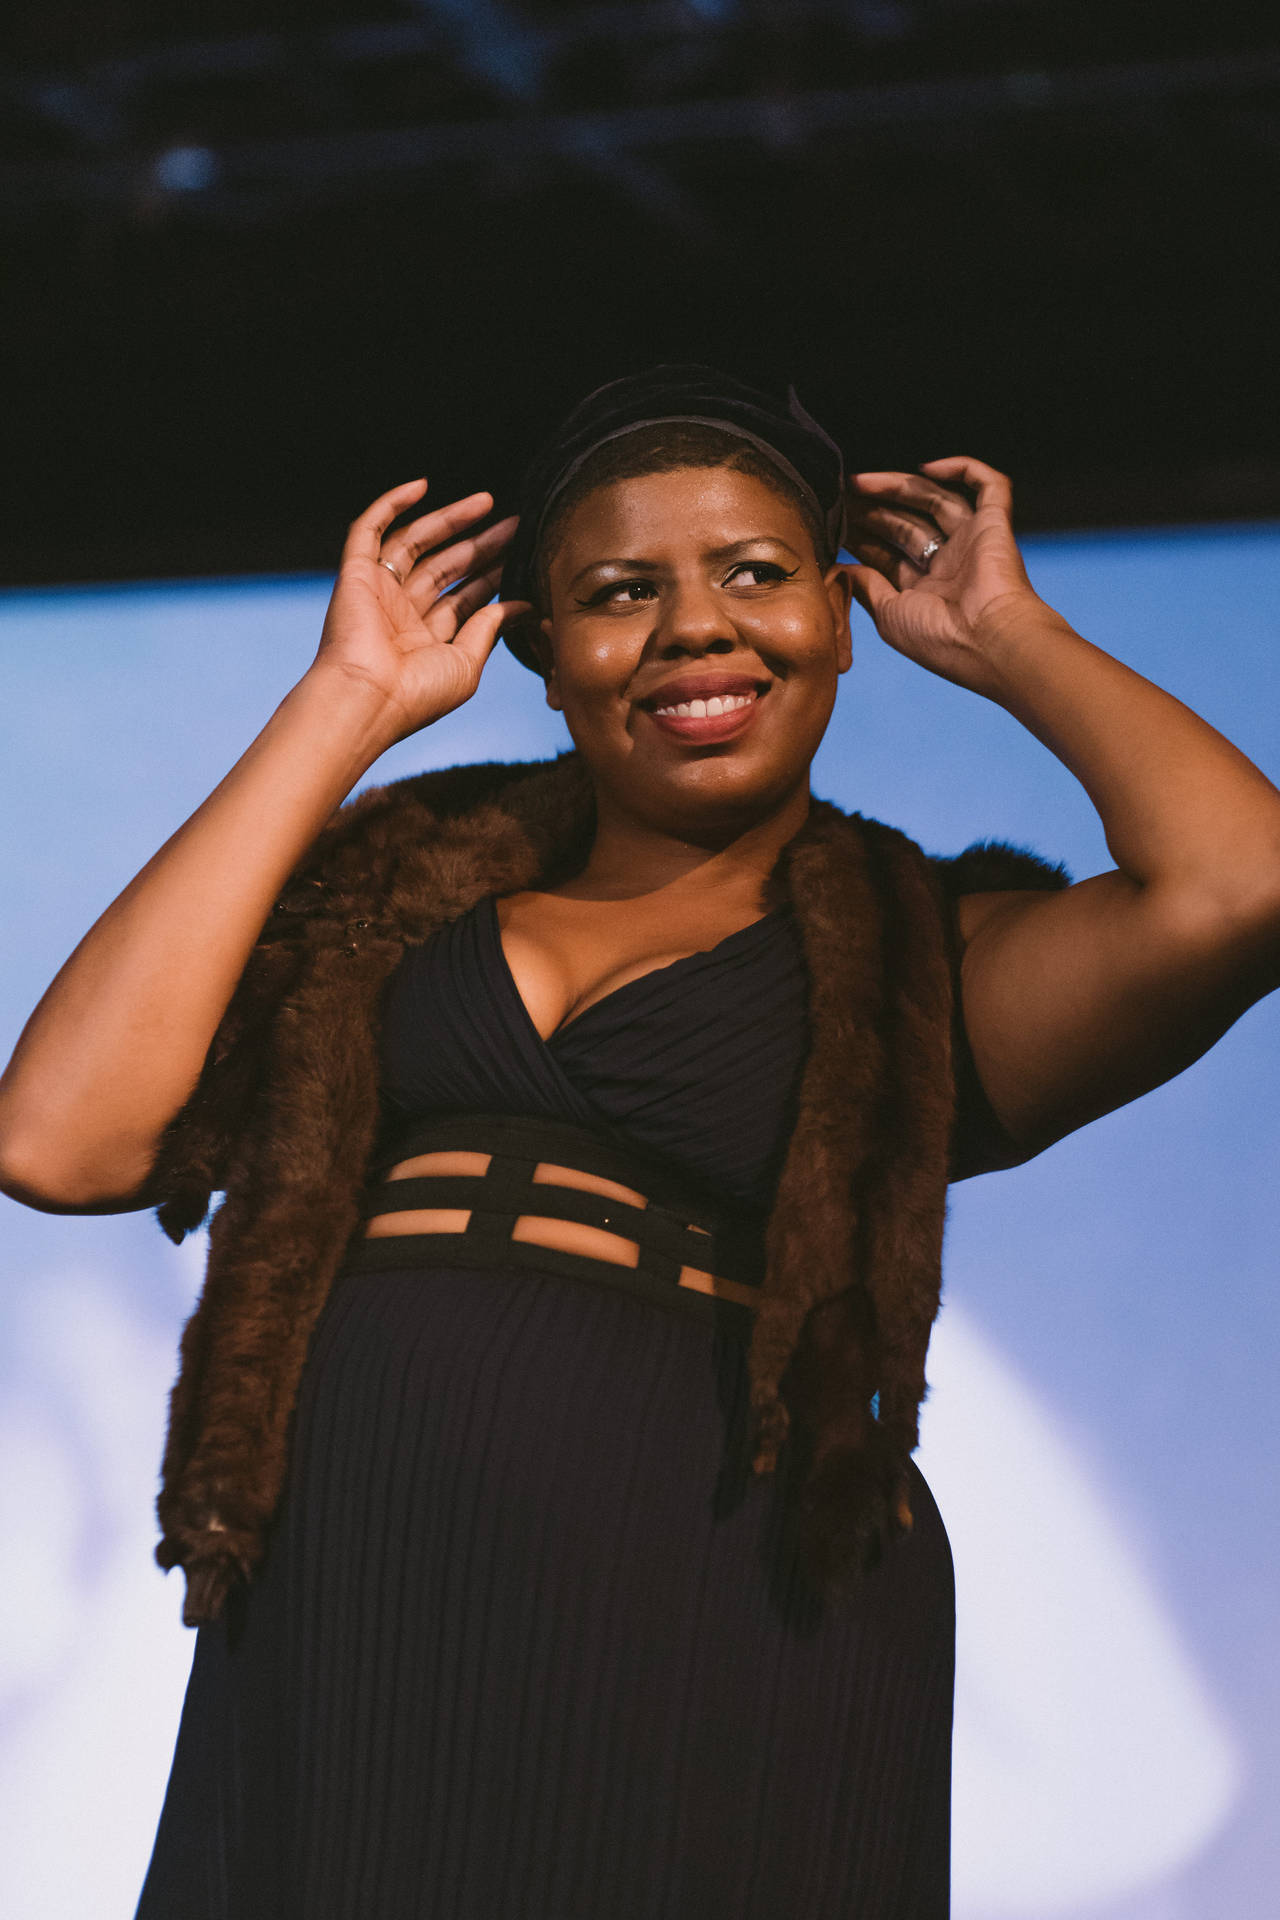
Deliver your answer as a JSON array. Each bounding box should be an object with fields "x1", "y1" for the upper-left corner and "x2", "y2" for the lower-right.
[
  {"x1": 1156, "y1": 876, "x2": 1280, "y2": 999},
  {"x1": 0, "y1": 1132, "x2": 84, "y2": 1211},
  {"x1": 1213, "y1": 877, "x2": 1280, "y2": 990},
  {"x1": 0, "y1": 1118, "x2": 156, "y2": 1214},
  {"x1": 1186, "y1": 840, "x2": 1280, "y2": 938}
]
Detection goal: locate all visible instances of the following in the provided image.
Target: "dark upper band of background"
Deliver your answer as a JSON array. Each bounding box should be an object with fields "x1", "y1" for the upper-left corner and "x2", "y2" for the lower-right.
[{"x1": 2, "y1": 0, "x2": 1277, "y2": 588}]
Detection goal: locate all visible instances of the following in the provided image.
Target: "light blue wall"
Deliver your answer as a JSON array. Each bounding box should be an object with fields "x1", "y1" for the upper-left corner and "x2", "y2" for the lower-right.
[{"x1": 2, "y1": 526, "x2": 1277, "y2": 1917}]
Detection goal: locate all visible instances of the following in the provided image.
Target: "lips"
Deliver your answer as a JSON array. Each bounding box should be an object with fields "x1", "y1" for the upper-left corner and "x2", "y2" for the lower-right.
[
  {"x1": 641, "y1": 681, "x2": 766, "y2": 745},
  {"x1": 638, "y1": 670, "x2": 770, "y2": 744},
  {"x1": 640, "y1": 672, "x2": 765, "y2": 712}
]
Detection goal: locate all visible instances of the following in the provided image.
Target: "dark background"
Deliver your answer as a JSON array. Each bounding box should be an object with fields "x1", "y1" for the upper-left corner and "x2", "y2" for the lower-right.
[{"x1": 3, "y1": 0, "x2": 1277, "y2": 587}]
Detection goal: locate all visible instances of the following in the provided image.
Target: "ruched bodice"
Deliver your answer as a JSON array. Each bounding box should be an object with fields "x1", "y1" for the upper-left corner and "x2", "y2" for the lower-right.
[{"x1": 378, "y1": 893, "x2": 810, "y2": 1206}]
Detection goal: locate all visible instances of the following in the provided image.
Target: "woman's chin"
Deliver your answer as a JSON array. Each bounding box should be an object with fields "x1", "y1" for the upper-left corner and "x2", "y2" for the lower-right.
[{"x1": 613, "y1": 751, "x2": 809, "y2": 836}]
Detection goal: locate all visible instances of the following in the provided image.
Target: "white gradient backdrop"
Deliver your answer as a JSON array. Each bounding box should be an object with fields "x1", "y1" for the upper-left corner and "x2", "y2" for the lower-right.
[{"x1": 2, "y1": 524, "x2": 1278, "y2": 1918}]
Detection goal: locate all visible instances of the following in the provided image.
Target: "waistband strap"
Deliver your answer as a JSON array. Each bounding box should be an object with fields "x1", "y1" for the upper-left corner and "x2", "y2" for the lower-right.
[{"x1": 345, "y1": 1111, "x2": 766, "y2": 1329}]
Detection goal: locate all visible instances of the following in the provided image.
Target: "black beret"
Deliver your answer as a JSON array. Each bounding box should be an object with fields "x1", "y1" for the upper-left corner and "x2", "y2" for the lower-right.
[{"x1": 498, "y1": 362, "x2": 847, "y2": 674}]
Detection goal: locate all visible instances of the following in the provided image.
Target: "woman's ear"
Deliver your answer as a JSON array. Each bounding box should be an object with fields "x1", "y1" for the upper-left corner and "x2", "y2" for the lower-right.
[
  {"x1": 536, "y1": 617, "x2": 562, "y2": 710},
  {"x1": 825, "y1": 563, "x2": 856, "y2": 674}
]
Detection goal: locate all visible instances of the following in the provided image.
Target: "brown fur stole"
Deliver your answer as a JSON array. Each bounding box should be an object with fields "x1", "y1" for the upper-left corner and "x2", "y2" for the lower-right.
[{"x1": 147, "y1": 750, "x2": 1069, "y2": 1625}]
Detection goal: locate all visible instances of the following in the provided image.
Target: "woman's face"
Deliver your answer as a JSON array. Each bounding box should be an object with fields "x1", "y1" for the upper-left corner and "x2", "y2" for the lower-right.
[{"x1": 537, "y1": 465, "x2": 854, "y2": 838}]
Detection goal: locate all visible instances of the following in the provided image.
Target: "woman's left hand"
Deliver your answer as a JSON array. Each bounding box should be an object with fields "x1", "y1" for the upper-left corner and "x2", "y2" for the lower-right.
[{"x1": 843, "y1": 457, "x2": 1050, "y2": 697}]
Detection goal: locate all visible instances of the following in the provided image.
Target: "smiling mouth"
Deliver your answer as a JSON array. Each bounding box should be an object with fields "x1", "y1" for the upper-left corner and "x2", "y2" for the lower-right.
[
  {"x1": 642, "y1": 686, "x2": 765, "y2": 743},
  {"x1": 651, "y1": 690, "x2": 757, "y2": 719}
]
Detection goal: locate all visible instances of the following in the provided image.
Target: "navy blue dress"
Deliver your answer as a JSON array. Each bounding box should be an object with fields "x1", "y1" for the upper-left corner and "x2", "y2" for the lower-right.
[{"x1": 137, "y1": 895, "x2": 963, "y2": 1919}]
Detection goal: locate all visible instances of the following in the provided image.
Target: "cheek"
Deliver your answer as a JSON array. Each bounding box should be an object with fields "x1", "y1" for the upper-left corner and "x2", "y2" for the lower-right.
[
  {"x1": 745, "y1": 589, "x2": 832, "y2": 645},
  {"x1": 550, "y1": 669, "x2": 639, "y2": 763},
  {"x1": 554, "y1": 628, "x2": 641, "y2": 712},
  {"x1": 744, "y1": 606, "x2": 839, "y2": 686}
]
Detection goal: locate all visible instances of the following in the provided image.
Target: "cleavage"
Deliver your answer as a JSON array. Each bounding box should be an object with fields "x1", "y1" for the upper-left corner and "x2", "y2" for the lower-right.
[{"x1": 493, "y1": 891, "x2": 773, "y2": 1043}]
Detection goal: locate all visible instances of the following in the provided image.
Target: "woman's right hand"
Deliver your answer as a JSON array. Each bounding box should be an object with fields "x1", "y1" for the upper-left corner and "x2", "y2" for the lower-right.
[{"x1": 308, "y1": 478, "x2": 531, "y2": 749}]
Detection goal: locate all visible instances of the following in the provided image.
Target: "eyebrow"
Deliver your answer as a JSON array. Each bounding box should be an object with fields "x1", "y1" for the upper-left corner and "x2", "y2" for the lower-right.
[{"x1": 567, "y1": 536, "x2": 803, "y2": 592}]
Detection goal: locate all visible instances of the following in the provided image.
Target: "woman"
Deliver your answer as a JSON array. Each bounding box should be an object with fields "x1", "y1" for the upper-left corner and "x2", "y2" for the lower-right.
[{"x1": 1, "y1": 365, "x2": 1278, "y2": 1919}]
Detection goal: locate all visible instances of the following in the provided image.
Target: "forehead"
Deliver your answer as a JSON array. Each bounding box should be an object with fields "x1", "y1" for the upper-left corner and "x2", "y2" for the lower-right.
[{"x1": 549, "y1": 465, "x2": 810, "y2": 563}]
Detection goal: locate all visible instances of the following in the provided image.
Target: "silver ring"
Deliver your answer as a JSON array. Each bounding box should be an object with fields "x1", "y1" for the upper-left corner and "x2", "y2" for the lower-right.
[
  {"x1": 918, "y1": 539, "x2": 943, "y2": 568},
  {"x1": 377, "y1": 557, "x2": 404, "y2": 585}
]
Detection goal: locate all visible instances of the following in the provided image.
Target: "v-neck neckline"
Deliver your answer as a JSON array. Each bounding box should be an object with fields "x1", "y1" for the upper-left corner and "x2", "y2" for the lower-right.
[{"x1": 482, "y1": 894, "x2": 788, "y2": 1047}]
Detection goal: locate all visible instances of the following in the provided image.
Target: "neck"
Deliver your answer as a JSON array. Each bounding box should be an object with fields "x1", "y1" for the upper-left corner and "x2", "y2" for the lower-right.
[{"x1": 563, "y1": 779, "x2": 811, "y2": 907}]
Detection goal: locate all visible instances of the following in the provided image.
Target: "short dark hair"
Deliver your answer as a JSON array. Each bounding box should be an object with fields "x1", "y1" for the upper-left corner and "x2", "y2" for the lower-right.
[{"x1": 532, "y1": 419, "x2": 836, "y2": 632}]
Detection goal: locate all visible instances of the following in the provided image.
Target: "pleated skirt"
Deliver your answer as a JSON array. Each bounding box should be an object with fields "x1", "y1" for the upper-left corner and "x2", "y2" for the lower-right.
[{"x1": 137, "y1": 1258, "x2": 955, "y2": 1919}]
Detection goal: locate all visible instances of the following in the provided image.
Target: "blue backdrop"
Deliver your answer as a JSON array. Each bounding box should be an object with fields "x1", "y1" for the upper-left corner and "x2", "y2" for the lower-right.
[{"x1": 2, "y1": 523, "x2": 1278, "y2": 1917}]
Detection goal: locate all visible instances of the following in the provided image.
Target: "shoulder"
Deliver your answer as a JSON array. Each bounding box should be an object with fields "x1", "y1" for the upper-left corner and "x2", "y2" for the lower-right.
[
  {"x1": 929, "y1": 839, "x2": 1075, "y2": 965},
  {"x1": 326, "y1": 749, "x2": 585, "y2": 843},
  {"x1": 806, "y1": 797, "x2": 1072, "y2": 907},
  {"x1": 928, "y1": 838, "x2": 1073, "y2": 905},
  {"x1": 276, "y1": 750, "x2": 591, "y2": 905},
  {"x1": 928, "y1": 841, "x2": 1075, "y2": 1182}
]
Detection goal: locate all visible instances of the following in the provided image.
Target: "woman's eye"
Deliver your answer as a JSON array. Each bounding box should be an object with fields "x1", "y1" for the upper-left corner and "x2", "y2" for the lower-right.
[
  {"x1": 580, "y1": 579, "x2": 657, "y2": 607},
  {"x1": 577, "y1": 562, "x2": 795, "y2": 608}
]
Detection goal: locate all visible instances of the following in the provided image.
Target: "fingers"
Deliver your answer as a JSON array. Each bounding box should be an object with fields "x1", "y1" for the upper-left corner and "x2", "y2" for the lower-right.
[
  {"x1": 451, "y1": 593, "x2": 533, "y2": 671},
  {"x1": 341, "y1": 478, "x2": 431, "y2": 568},
  {"x1": 428, "y1": 565, "x2": 505, "y2": 636},
  {"x1": 848, "y1": 531, "x2": 924, "y2": 594},
  {"x1": 849, "y1": 458, "x2": 1013, "y2": 527},
  {"x1": 846, "y1": 510, "x2": 944, "y2": 577},
  {"x1": 847, "y1": 458, "x2": 1013, "y2": 581},
  {"x1": 383, "y1": 497, "x2": 506, "y2": 578},
  {"x1": 424, "y1": 561, "x2": 531, "y2": 654},
  {"x1": 397, "y1": 513, "x2": 519, "y2": 613},
  {"x1": 846, "y1": 472, "x2": 963, "y2": 580},
  {"x1": 847, "y1": 559, "x2": 898, "y2": 623},
  {"x1": 917, "y1": 456, "x2": 1013, "y2": 516},
  {"x1": 342, "y1": 482, "x2": 512, "y2": 587},
  {"x1": 848, "y1": 470, "x2": 971, "y2": 538}
]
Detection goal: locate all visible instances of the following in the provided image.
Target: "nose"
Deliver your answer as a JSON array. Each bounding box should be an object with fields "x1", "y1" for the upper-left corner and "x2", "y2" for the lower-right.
[{"x1": 651, "y1": 573, "x2": 737, "y2": 655}]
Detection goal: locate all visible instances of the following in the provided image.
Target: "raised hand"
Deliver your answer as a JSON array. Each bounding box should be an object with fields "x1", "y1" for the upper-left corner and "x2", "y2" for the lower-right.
[
  {"x1": 843, "y1": 457, "x2": 1046, "y2": 697},
  {"x1": 310, "y1": 478, "x2": 531, "y2": 747}
]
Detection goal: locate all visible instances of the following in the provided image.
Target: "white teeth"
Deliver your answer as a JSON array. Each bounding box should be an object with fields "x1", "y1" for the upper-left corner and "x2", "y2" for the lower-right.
[{"x1": 653, "y1": 691, "x2": 756, "y2": 719}]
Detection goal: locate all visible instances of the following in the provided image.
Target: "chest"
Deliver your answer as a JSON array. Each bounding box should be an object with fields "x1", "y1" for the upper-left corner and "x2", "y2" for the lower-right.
[{"x1": 494, "y1": 889, "x2": 781, "y2": 1042}]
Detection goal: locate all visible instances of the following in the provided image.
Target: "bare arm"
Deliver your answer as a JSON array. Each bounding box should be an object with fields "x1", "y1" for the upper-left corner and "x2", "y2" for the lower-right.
[
  {"x1": 846, "y1": 458, "x2": 1280, "y2": 1154},
  {"x1": 950, "y1": 600, "x2": 1280, "y2": 1150},
  {"x1": 0, "y1": 480, "x2": 528, "y2": 1210}
]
